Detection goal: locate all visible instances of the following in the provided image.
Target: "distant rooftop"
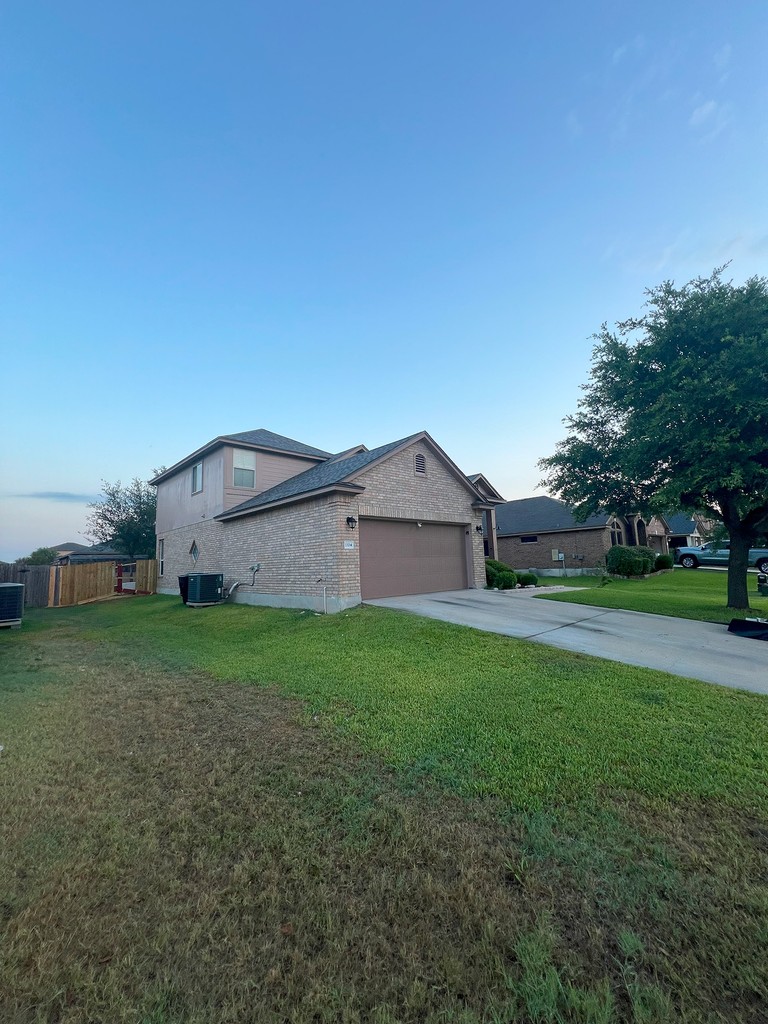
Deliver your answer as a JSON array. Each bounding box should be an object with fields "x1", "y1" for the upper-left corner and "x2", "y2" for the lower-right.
[{"x1": 495, "y1": 496, "x2": 609, "y2": 536}]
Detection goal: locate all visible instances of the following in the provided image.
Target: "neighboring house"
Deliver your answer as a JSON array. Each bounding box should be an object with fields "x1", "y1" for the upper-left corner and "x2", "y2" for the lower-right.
[
  {"x1": 665, "y1": 513, "x2": 714, "y2": 551},
  {"x1": 466, "y1": 474, "x2": 505, "y2": 560},
  {"x1": 152, "y1": 428, "x2": 490, "y2": 612},
  {"x1": 494, "y1": 496, "x2": 670, "y2": 572},
  {"x1": 52, "y1": 541, "x2": 128, "y2": 565}
]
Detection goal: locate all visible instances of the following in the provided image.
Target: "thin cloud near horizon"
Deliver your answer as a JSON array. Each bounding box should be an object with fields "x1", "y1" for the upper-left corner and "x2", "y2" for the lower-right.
[{"x1": 10, "y1": 491, "x2": 99, "y2": 503}]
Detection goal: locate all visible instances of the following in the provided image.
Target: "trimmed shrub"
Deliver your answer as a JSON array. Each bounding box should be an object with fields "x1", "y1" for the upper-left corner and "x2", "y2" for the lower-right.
[
  {"x1": 485, "y1": 557, "x2": 515, "y2": 587},
  {"x1": 517, "y1": 572, "x2": 538, "y2": 587},
  {"x1": 494, "y1": 570, "x2": 518, "y2": 590},
  {"x1": 606, "y1": 546, "x2": 645, "y2": 577},
  {"x1": 634, "y1": 546, "x2": 656, "y2": 574},
  {"x1": 655, "y1": 553, "x2": 674, "y2": 571}
]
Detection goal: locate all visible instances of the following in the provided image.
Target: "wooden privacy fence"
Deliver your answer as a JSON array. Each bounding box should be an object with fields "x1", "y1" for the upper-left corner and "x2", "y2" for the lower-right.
[
  {"x1": 51, "y1": 562, "x2": 116, "y2": 606},
  {"x1": 135, "y1": 559, "x2": 158, "y2": 594},
  {"x1": 49, "y1": 560, "x2": 158, "y2": 607},
  {"x1": 0, "y1": 560, "x2": 158, "y2": 608},
  {"x1": 0, "y1": 564, "x2": 51, "y2": 607}
]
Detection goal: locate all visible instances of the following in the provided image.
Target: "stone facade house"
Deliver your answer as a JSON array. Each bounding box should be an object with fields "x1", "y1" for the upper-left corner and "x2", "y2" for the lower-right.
[
  {"x1": 494, "y1": 496, "x2": 670, "y2": 573},
  {"x1": 152, "y1": 428, "x2": 490, "y2": 612}
]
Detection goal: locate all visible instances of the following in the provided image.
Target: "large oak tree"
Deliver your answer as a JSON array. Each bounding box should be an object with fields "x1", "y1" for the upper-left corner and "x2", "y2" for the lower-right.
[{"x1": 539, "y1": 269, "x2": 768, "y2": 609}]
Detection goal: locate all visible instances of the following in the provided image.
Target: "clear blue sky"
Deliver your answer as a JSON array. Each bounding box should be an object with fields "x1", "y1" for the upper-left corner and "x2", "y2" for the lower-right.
[{"x1": 2, "y1": 1, "x2": 767, "y2": 561}]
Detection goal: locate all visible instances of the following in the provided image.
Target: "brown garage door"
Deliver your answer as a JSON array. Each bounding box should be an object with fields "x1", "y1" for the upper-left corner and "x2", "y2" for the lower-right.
[{"x1": 359, "y1": 519, "x2": 468, "y2": 600}]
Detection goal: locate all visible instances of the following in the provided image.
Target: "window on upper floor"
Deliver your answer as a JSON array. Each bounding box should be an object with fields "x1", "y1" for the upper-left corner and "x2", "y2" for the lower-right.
[
  {"x1": 191, "y1": 462, "x2": 203, "y2": 494},
  {"x1": 233, "y1": 449, "x2": 256, "y2": 488},
  {"x1": 520, "y1": 535, "x2": 538, "y2": 543}
]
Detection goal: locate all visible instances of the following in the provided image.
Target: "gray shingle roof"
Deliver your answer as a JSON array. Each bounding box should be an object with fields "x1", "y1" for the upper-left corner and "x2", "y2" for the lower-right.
[
  {"x1": 222, "y1": 429, "x2": 332, "y2": 459},
  {"x1": 218, "y1": 433, "x2": 422, "y2": 518},
  {"x1": 495, "y1": 496, "x2": 610, "y2": 536},
  {"x1": 665, "y1": 512, "x2": 698, "y2": 534}
]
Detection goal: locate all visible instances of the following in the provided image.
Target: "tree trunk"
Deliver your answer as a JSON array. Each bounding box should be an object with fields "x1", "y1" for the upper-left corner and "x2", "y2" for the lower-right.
[{"x1": 726, "y1": 531, "x2": 751, "y2": 610}]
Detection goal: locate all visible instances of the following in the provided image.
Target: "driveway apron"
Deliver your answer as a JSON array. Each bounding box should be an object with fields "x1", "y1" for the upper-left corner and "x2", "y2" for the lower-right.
[{"x1": 365, "y1": 588, "x2": 768, "y2": 695}]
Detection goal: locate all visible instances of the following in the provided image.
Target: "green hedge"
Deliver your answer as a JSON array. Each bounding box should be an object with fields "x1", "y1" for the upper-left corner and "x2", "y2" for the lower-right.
[
  {"x1": 655, "y1": 553, "x2": 674, "y2": 571},
  {"x1": 606, "y1": 545, "x2": 656, "y2": 577},
  {"x1": 485, "y1": 558, "x2": 517, "y2": 589},
  {"x1": 495, "y1": 570, "x2": 518, "y2": 590}
]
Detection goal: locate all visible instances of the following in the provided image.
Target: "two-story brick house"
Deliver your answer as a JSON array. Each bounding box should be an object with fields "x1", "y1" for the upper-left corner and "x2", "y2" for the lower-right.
[{"x1": 152, "y1": 428, "x2": 490, "y2": 612}]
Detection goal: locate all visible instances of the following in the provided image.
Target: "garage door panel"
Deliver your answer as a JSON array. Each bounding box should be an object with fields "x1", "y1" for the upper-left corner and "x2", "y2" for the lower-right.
[{"x1": 359, "y1": 519, "x2": 468, "y2": 599}]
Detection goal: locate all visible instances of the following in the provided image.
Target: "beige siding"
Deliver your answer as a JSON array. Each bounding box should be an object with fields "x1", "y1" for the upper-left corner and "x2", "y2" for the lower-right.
[
  {"x1": 155, "y1": 450, "x2": 226, "y2": 533},
  {"x1": 222, "y1": 447, "x2": 322, "y2": 511}
]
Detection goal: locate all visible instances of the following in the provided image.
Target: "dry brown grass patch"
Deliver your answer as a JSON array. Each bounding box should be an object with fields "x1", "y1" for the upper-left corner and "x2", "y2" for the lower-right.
[{"x1": 2, "y1": 630, "x2": 535, "y2": 1023}]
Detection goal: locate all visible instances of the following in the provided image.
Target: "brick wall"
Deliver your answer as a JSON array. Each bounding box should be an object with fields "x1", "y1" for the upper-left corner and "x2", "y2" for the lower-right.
[
  {"x1": 497, "y1": 528, "x2": 610, "y2": 572},
  {"x1": 156, "y1": 519, "x2": 223, "y2": 593},
  {"x1": 220, "y1": 494, "x2": 360, "y2": 612}
]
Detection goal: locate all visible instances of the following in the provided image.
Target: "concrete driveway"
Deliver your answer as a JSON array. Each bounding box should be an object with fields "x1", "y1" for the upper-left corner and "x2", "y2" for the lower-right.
[{"x1": 365, "y1": 588, "x2": 768, "y2": 695}]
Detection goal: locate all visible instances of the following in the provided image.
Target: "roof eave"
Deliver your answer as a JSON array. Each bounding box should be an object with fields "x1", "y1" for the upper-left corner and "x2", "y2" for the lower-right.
[
  {"x1": 214, "y1": 482, "x2": 366, "y2": 521},
  {"x1": 496, "y1": 524, "x2": 608, "y2": 538}
]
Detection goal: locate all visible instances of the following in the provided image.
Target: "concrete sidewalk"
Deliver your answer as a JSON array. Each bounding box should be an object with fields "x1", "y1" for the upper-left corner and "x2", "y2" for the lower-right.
[{"x1": 365, "y1": 588, "x2": 768, "y2": 695}]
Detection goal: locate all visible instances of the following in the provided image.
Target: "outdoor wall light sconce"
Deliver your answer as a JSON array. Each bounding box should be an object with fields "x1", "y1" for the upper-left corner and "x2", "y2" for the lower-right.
[
  {"x1": 475, "y1": 525, "x2": 483, "y2": 534},
  {"x1": 346, "y1": 516, "x2": 358, "y2": 530}
]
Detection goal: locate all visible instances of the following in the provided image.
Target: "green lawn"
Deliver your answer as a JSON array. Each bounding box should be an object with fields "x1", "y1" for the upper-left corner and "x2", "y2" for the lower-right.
[
  {"x1": 2, "y1": 597, "x2": 767, "y2": 1023},
  {"x1": 536, "y1": 567, "x2": 768, "y2": 623}
]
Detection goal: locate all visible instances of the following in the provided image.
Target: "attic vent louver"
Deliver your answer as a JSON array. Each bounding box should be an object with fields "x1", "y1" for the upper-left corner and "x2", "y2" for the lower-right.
[{"x1": 414, "y1": 452, "x2": 426, "y2": 476}]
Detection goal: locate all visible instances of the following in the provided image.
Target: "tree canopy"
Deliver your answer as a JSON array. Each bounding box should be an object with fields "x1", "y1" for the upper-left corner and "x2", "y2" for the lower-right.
[
  {"x1": 86, "y1": 477, "x2": 158, "y2": 561},
  {"x1": 539, "y1": 268, "x2": 768, "y2": 609},
  {"x1": 18, "y1": 547, "x2": 59, "y2": 566}
]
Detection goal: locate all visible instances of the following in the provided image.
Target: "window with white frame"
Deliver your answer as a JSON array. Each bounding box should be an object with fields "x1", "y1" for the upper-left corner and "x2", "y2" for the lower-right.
[
  {"x1": 233, "y1": 449, "x2": 256, "y2": 488},
  {"x1": 158, "y1": 538, "x2": 164, "y2": 576},
  {"x1": 191, "y1": 461, "x2": 203, "y2": 494}
]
